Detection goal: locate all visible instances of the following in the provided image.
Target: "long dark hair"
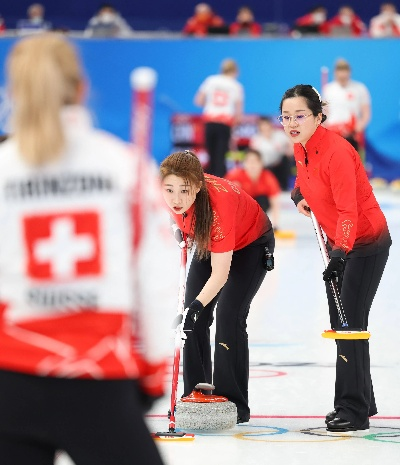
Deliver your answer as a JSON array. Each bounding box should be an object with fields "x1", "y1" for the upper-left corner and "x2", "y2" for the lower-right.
[
  {"x1": 160, "y1": 151, "x2": 213, "y2": 259},
  {"x1": 279, "y1": 84, "x2": 327, "y2": 123}
]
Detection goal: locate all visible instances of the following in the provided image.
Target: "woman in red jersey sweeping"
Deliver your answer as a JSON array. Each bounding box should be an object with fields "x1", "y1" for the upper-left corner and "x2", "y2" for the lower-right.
[
  {"x1": 0, "y1": 33, "x2": 176, "y2": 465},
  {"x1": 160, "y1": 150, "x2": 275, "y2": 424},
  {"x1": 279, "y1": 84, "x2": 391, "y2": 434}
]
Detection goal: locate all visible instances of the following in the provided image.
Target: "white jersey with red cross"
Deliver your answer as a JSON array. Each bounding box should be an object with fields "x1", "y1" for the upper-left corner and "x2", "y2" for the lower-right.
[
  {"x1": 0, "y1": 106, "x2": 177, "y2": 389},
  {"x1": 198, "y1": 74, "x2": 244, "y2": 126},
  {"x1": 322, "y1": 80, "x2": 371, "y2": 128}
]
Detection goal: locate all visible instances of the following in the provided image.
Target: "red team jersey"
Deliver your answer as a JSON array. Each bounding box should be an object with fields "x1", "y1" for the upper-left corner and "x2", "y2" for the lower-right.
[
  {"x1": 291, "y1": 125, "x2": 391, "y2": 256},
  {"x1": 225, "y1": 168, "x2": 281, "y2": 199},
  {"x1": 171, "y1": 175, "x2": 270, "y2": 253}
]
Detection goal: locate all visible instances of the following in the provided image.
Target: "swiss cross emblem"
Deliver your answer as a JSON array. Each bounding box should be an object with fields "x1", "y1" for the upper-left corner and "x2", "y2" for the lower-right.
[
  {"x1": 213, "y1": 90, "x2": 228, "y2": 106},
  {"x1": 23, "y1": 211, "x2": 101, "y2": 280}
]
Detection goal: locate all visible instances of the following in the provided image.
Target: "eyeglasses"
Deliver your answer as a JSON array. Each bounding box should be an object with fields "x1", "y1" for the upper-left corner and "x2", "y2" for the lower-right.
[{"x1": 277, "y1": 114, "x2": 313, "y2": 126}]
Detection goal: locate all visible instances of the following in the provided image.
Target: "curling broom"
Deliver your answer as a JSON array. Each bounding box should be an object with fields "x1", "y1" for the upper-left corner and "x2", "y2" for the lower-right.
[
  {"x1": 130, "y1": 67, "x2": 194, "y2": 441},
  {"x1": 310, "y1": 211, "x2": 370, "y2": 340},
  {"x1": 152, "y1": 232, "x2": 195, "y2": 441}
]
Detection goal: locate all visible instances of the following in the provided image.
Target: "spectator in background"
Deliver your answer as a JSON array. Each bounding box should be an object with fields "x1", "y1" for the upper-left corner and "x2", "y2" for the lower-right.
[
  {"x1": 229, "y1": 6, "x2": 262, "y2": 37},
  {"x1": 84, "y1": 4, "x2": 132, "y2": 38},
  {"x1": 17, "y1": 3, "x2": 52, "y2": 35},
  {"x1": 322, "y1": 58, "x2": 371, "y2": 159},
  {"x1": 194, "y1": 58, "x2": 244, "y2": 177},
  {"x1": 183, "y1": 3, "x2": 225, "y2": 36},
  {"x1": 0, "y1": 14, "x2": 5, "y2": 34},
  {"x1": 292, "y1": 5, "x2": 328, "y2": 36},
  {"x1": 323, "y1": 5, "x2": 366, "y2": 36},
  {"x1": 369, "y1": 3, "x2": 400, "y2": 37},
  {"x1": 225, "y1": 148, "x2": 281, "y2": 229},
  {"x1": 249, "y1": 116, "x2": 293, "y2": 191}
]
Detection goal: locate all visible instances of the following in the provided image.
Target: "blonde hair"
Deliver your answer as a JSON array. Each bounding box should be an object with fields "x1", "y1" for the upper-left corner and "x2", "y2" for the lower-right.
[
  {"x1": 7, "y1": 33, "x2": 83, "y2": 166},
  {"x1": 220, "y1": 58, "x2": 238, "y2": 75}
]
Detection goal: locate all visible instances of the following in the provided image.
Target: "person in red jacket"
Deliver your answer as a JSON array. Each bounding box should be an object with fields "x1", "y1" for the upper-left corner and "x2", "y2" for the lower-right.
[
  {"x1": 160, "y1": 150, "x2": 275, "y2": 424},
  {"x1": 182, "y1": 3, "x2": 225, "y2": 36},
  {"x1": 229, "y1": 6, "x2": 262, "y2": 37},
  {"x1": 323, "y1": 5, "x2": 366, "y2": 36},
  {"x1": 0, "y1": 14, "x2": 5, "y2": 34},
  {"x1": 279, "y1": 84, "x2": 391, "y2": 434},
  {"x1": 292, "y1": 5, "x2": 328, "y2": 36},
  {"x1": 225, "y1": 148, "x2": 281, "y2": 228}
]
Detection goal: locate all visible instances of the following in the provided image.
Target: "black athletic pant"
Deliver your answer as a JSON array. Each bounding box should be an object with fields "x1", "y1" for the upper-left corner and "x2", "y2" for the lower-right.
[
  {"x1": 325, "y1": 249, "x2": 389, "y2": 427},
  {"x1": 269, "y1": 156, "x2": 292, "y2": 191},
  {"x1": 183, "y1": 232, "x2": 274, "y2": 420},
  {"x1": 204, "y1": 122, "x2": 231, "y2": 177},
  {"x1": 0, "y1": 370, "x2": 164, "y2": 465},
  {"x1": 254, "y1": 195, "x2": 270, "y2": 213}
]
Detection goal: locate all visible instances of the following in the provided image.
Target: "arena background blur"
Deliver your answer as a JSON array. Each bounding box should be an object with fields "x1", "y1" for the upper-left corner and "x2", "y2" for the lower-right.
[{"x1": 0, "y1": 0, "x2": 399, "y2": 182}]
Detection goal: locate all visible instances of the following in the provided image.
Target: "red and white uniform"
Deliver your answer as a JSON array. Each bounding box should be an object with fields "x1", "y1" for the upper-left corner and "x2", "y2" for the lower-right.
[
  {"x1": 225, "y1": 168, "x2": 280, "y2": 199},
  {"x1": 322, "y1": 13, "x2": 366, "y2": 36},
  {"x1": 291, "y1": 126, "x2": 391, "y2": 256},
  {"x1": 182, "y1": 14, "x2": 225, "y2": 36},
  {"x1": 171, "y1": 175, "x2": 270, "y2": 253},
  {"x1": 369, "y1": 12, "x2": 400, "y2": 37},
  {"x1": 197, "y1": 74, "x2": 244, "y2": 126},
  {"x1": 322, "y1": 80, "x2": 370, "y2": 135},
  {"x1": 0, "y1": 106, "x2": 177, "y2": 397}
]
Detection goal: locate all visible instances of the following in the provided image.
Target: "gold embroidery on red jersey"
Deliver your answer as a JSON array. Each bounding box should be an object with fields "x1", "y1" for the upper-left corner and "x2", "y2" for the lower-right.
[
  {"x1": 211, "y1": 211, "x2": 225, "y2": 241},
  {"x1": 339, "y1": 219, "x2": 354, "y2": 250},
  {"x1": 205, "y1": 176, "x2": 228, "y2": 193}
]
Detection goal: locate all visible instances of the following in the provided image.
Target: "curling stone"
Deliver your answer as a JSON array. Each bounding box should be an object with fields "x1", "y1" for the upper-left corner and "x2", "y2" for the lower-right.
[{"x1": 175, "y1": 383, "x2": 237, "y2": 430}]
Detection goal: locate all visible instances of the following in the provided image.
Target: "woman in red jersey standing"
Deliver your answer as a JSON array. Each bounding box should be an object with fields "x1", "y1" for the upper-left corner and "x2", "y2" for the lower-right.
[
  {"x1": 0, "y1": 33, "x2": 175, "y2": 465},
  {"x1": 160, "y1": 150, "x2": 275, "y2": 424},
  {"x1": 279, "y1": 84, "x2": 391, "y2": 433}
]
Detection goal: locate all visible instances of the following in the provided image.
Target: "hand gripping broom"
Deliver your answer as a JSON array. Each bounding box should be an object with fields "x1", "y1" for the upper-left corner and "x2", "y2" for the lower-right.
[{"x1": 310, "y1": 211, "x2": 370, "y2": 340}]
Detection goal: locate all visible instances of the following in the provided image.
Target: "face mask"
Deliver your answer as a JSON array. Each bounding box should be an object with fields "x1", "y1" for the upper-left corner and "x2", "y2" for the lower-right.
[
  {"x1": 312, "y1": 12, "x2": 326, "y2": 24},
  {"x1": 100, "y1": 12, "x2": 116, "y2": 23},
  {"x1": 382, "y1": 11, "x2": 394, "y2": 20},
  {"x1": 340, "y1": 14, "x2": 352, "y2": 25}
]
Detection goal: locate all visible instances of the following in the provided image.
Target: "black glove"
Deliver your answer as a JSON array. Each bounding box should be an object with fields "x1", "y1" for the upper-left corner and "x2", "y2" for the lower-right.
[
  {"x1": 323, "y1": 256, "x2": 345, "y2": 282},
  {"x1": 183, "y1": 299, "x2": 204, "y2": 332}
]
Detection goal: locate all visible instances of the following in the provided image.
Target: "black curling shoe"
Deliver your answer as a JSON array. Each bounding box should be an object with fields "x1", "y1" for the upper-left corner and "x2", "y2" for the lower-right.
[
  {"x1": 326, "y1": 417, "x2": 369, "y2": 434},
  {"x1": 325, "y1": 410, "x2": 337, "y2": 424},
  {"x1": 237, "y1": 416, "x2": 250, "y2": 424}
]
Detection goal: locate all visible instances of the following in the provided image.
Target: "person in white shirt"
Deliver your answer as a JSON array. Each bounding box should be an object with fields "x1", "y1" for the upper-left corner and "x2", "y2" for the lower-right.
[
  {"x1": 249, "y1": 116, "x2": 293, "y2": 190},
  {"x1": 322, "y1": 58, "x2": 371, "y2": 158},
  {"x1": 369, "y1": 2, "x2": 400, "y2": 37},
  {"x1": 16, "y1": 3, "x2": 52, "y2": 35},
  {"x1": 84, "y1": 3, "x2": 133, "y2": 38},
  {"x1": 194, "y1": 58, "x2": 244, "y2": 177},
  {"x1": 0, "y1": 32, "x2": 175, "y2": 465}
]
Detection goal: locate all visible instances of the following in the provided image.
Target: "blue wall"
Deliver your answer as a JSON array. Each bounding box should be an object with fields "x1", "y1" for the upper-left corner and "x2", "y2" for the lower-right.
[
  {"x1": 1, "y1": 1, "x2": 400, "y2": 31},
  {"x1": 0, "y1": 36, "x2": 399, "y2": 180}
]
